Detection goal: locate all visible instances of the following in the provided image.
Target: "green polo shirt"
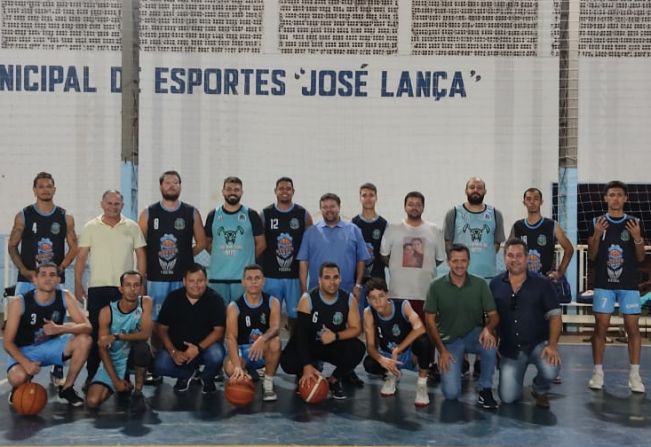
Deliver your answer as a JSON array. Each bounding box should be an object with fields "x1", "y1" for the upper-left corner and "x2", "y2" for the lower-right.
[{"x1": 424, "y1": 273, "x2": 496, "y2": 341}]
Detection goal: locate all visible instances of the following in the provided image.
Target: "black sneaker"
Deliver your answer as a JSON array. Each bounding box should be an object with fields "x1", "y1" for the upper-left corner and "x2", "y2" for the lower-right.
[
  {"x1": 330, "y1": 380, "x2": 347, "y2": 400},
  {"x1": 58, "y1": 386, "x2": 84, "y2": 407},
  {"x1": 342, "y1": 371, "x2": 364, "y2": 388},
  {"x1": 50, "y1": 365, "x2": 65, "y2": 387},
  {"x1": 461, "y1": 359, "x2": 470, "y2": 378},
  {"x1": 173, "y1": 377, "x2": 191, "y2": 393},
  {"x1": 201, "y1": 378, "x2": 217, "y2": 394},
  {"x1": 428, "y1": 363, "x2": 441, "y2": 385},
  {"x1": 477, "y1": 388, "x2": 499, "y2": 409},
  {"x1": 144, "y1": 372, "x2": 163, "y2": 386},
  {"x1": 129, "y1": 391, "x2": 147, "y2": 414},
  {"x1": 473, "y1": 359, "x2": 481, "y2": 380},
  {"x1": 213, "y1": 371, "x2": 224, "y2": 383}
]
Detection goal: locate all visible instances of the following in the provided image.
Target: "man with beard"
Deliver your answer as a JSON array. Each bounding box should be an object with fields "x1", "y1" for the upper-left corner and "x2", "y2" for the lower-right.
[
  {"x1": 8, "y1": 172, "x2": 79, "y2": 386},
  {"x1": 587, "y1": 180, "x2": 646, "y2": 393},
  {"x1": 260, "y1": 177, "x2": 312, "y2": 328},
  {"x1": 205, "y1": 177, "x2": 265, "y2": 303},
  {"x1": 380, "y1": 191, "x2": 445, "y2": 321},
  {"x1": 139, "y1": 170, "x2": 207, "y2": 384},
  {"x1": 75, "y1": 190, "x2": 147, "y2": 385},
  {"x1": 444, "y1": 177, "x2": 505, "y2": 280},
  {"x1": 297, "y1": 192, "x2": 368, "y2": 387},
  {"x1": 444, "y1": 178, "x2": 504, "y2": 379}
]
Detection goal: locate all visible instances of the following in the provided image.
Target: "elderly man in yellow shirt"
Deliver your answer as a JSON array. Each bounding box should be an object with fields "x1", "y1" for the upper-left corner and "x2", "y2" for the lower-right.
[{"x1": 74, "y1": 190, "x2": 146, "y2": 385}]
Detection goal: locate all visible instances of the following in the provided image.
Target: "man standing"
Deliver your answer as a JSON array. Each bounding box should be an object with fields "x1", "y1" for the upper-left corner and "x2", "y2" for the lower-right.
[
  {"x1": 491, "y1": 240, "x2": 561, "y2": 409},
  {"x1": 298, "y1": 193, "x2": 369, "y2": 299},
  {"x1": 510, "y1": 187, "x2": 574, "y2": 281},
  {"x1": 154, "y1": 264, "x2": 226, "y2": 394},
  {"x1": 8, "y1": 172, "x2": 78, "y2": 386},
  {"x1": 224, "y1": 265, "x2": 282, "y2": 401},
  {"x1": 260, "y1": 177, "x2": 312, "y2": 327},
  {"x1": 280, "y1": 262, "x2": 365, "y2": 400},
  {"x1": 380, "y1": 191, "x2": 445, "y2": 320},
  {"x1": 587, "y1": 180, "x2": 646, "y2": 393},
  {"x1": 75, "y1": 190, "x2": 146, "y2": 382},
  {"x1": 424, "y1": 244, "x2": 499, "y2": 408},
  {"x1": 86, "y1": 271, "x2": 153, "y2": 413},
  {"x1": 4, "y1": 263, "x2": 91, "y2": 407},
  {"x1": 138, "y1": 170, "x2": 207, "y2": 321},
  {"x1": 444, "y1": 177, "x2": 505, "y2": 279},
  {"x1": 205, "y1": 176, "x2": 265, "y2": 303},
  {"x1": 362, "y1": 278, "x2": 432, "y2": 407}
]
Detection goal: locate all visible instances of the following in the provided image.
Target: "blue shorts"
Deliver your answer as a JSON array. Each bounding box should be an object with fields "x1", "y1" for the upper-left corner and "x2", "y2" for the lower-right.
[
  {"x1": 6, "y1": 334, "x2": 73, "y2": 371},
  {"x1": 263, "y1": 278, "x2": 301, "y2": 318},
  {"x1": 379, "y1": 348, "x2": 415, "y2": 371},
  {"x1": 208, "y1": 281, "x2": 244, "y2": 304},
  {"x1": 91, "y1": 352, "x2": 129, "y2": 393},
  {"x1": 147, "y1": 280, "x2": 183, "y2": 320},
  {"x1": 229, "y1": 343, "x2": 266, "y2": 371},
  {"x1": 593, "y1": 289, "x2": 641, "y2": 315}
]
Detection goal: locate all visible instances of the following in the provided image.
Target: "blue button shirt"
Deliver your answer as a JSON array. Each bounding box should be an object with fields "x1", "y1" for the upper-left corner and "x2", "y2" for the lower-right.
[
  {"x1": 490, "y1": 271, "x2": 561, "y2": 359},
  {"x1": 297, "y1": 219, "x2": 370, "y2": 293}
]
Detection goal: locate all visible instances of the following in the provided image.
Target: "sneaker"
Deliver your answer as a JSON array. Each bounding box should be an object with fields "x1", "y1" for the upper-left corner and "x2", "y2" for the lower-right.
[
  {"x1": 477, "y1": 388, "x2": 499, "y2": 409},
  {"x1": 531, "y1": 390, "x2": 550, "y2": 409},
  {"x1": 428, "y1": 364, "x2": 441, "y2": 385},
  {"x1": 472, "y1": 359, "x2": 481, "y2": 380},
  {"x1": 343, "y1": 371, "x2": 364, "y2": 388},
  {"x1": 588, "y1": 371, "x2": 604, "y2": 390},
  {"x1": 380, "y1": 373, "x2": 397, "y2": 397},
  {"x1": 144, "y1": 372, "x2": 163, "y2": 386},
  {"x1": 262, "y1": 387, "x2": 278, "y2": 402},
  {"x1": 414, "y1": 382, "x2": 430, "y2": 407},
  {"x1": 629, "y1": 373, "x2": 646, "y2": 394},
  {"x1": 201, "y1": 378, "x2": 217, "y2": 394},
  {"x1": 58, "y1": 386, "x2": 84, "y2": 407},
  {"x1": 330, "y1": 380, "x2": 347, "y2": 400},
  {"x1": 8, "y1": 388, "x2": 15, "y2": 406},
  {"x1": 129, "y1": 391, "x2": 147, "y2": 413},
  {"x1": 213, "y1": 371, "x2": 224, "y2": 383},
  {"x1": 50, "y1": 365, "x2": 65, "y2": 387},
  {"x1": 173, "y1": 377, "x2": 191, "y2": 393},
  {"x1": 461, "y1": 359, "x2": 470, "y2": 378},
  {"x1": 552, "y1": 375, "x2": 562, "y2": 385}
]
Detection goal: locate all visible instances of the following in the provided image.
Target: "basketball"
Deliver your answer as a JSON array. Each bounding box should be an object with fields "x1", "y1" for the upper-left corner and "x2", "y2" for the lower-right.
[
  {"x1": 224, "y1": 377, "x2": 255, "y2": 406},
  {"x1": 12, "y1": 382, "x2": 48, "y2": 416},
  {"x1": 299, "y1": 375, "x2": 329, "y2": 404}
]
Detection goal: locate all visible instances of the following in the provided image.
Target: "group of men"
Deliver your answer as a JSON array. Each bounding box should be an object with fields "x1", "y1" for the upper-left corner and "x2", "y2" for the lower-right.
[{"x1": 3, "y1": 171, "x2": 647, "y2": 412}]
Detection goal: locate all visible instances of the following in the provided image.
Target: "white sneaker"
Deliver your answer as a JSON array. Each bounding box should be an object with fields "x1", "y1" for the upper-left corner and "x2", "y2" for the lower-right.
[
  {"x1": 588, "y1": 371, "x2": 604, "y2": 390},
  {"x1": 629, "y1": 373, "x2": 646, "y2": 394},
  {"x1": 414, "y1": 382, "x2": 429, "y2": 407},
  {"x1": 381, "y1": 373, "x2": 397, "y2": 396}
]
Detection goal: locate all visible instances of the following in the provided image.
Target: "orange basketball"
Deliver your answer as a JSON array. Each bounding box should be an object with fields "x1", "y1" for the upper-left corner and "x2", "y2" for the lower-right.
[
  {"x1": 12, "y1": 382, "x2": 48, "y2": 416},
  {"x1": 299, "y1": 375, "x2": 329, "y2": 404},
  {"x1": 224, "y1": 377, "x2": 256, "y2": 406}
]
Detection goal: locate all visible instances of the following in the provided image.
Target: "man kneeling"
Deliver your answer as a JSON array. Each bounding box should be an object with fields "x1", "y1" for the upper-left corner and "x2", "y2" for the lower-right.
[
  {"x1": 4, "y1": 263, "x2": 92, "y2": 407},
  {"x1": 85, "y1": 271, "x2": 153, "y2": 413},
  {"x1": 224, "y1": 265, "x2": 281, "y2": 401},
  {"x1": 363, "y1": 278, "x2": 432, "y2": 407}
]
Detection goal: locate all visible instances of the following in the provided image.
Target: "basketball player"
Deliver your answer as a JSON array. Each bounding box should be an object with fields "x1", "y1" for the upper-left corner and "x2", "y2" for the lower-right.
[
  {"x1": 362, "y1": 278, "x2": 432, "y2": 407},
  {"x1": 85, "y1": 271, "x2": 153, "y2": 412},
  {"x1": 280, "y1": 262, "x2": 365, "y2": 400},
  {"x1": 587, "y1": 180, "x2": 646, "y2": 393},
  {"x1": 205, "y1": 176, "x2": 265, "y2": 303},
  {"x1": 138, "y1": 170, "x2": 206, "y2": 383},
  {"x1": 224, "y1": 265, "x2": 281, "y2": 401},
  {"x1": 4, "y1": 263, "x2": 91, "y2": 407},
  {"x1": 8, "y1": 171, "x2": 78, "y2": 386},
  {"x1": 260, "y1": 177, "x2": 312, "y2": 330}
]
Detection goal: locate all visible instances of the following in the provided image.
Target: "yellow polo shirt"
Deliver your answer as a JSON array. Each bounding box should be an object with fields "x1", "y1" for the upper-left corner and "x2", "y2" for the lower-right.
[{"x1": 78, "y1": 215, "x2": 146, "y2": 287}]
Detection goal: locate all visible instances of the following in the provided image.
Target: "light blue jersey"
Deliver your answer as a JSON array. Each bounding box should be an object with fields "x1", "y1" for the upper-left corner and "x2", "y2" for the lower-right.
[
  {"x1": 453, "y1": 204, "x2": 498, "y2": 278},
  {"x1": 208, "y1": 206, "x2": 256, "y2": 281}
]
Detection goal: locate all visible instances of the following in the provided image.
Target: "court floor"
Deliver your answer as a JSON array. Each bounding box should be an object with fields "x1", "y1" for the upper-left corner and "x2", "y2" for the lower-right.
[{"x1": 0, "y1": 343, "x2": 650, "y2": 447}]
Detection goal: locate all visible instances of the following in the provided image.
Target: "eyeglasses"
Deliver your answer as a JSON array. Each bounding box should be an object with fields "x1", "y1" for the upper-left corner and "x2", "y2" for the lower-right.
[{"x1": 510, "y1": 293, "x2": 518, "y2": 311}]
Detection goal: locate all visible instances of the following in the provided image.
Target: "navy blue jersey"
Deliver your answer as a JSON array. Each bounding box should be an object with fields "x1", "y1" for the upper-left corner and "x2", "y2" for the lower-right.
[
  {"x1": 305, "y1": 288, "x2": 350, "y2": 343},
  {"x1": 592, "y1": 214, "x2": 642, "y2": 290},
  {"x1": 352, "y1": 215, "x2": 387, "y2": 281},
  {"x1": 15, "y1": 289, "x2": 66, "y2": 347},
  {"x1": 18, "y1": 206, "x2": 67, "y2": 282},
  {"x1": 512, "y1": 218, "x2": 556, "y2": 274},
  {"x1": 370, "y1": 299, "x2": 411, "y2": 353},
  {"x1": 235, "y1": 293, "x2": 272, "y2": 345},
  {"x1": 260, "y1": 204, "x2": 308, "y2": 279}
]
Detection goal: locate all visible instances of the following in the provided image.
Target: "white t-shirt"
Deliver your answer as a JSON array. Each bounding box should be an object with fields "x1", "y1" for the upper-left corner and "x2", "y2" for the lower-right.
[{"x1": 380, "y1": 220, "x2": 445, "y2": 301}]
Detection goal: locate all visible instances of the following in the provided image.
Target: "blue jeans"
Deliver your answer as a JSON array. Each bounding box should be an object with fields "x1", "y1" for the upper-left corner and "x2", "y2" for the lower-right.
[
  {"x1": 154, "y1": 343, "x2": 225, "y2": 382},
  {"x1": 498, "y1": 341, "x2": 560, "y2": 404},
  {"x1": 440, "y1": 326, "x2": 497, "y2": 400}
]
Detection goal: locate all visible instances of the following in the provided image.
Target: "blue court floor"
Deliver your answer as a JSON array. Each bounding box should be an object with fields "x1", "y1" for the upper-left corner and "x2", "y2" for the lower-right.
[{"x1": 0, "y1": 343, "x2": 650, "y2": 447}]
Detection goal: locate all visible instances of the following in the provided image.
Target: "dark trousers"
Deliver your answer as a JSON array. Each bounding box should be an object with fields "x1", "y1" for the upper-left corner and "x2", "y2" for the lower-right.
[
  {"x1": 86, "y1": 286, "x2": 121, "y2": 381},
  {"x1": 280, "y1": 337, "x2": 365, "y2": 380},
  {"x1": 363, "y1": 333, "x2": 433, "y2": 374}
]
